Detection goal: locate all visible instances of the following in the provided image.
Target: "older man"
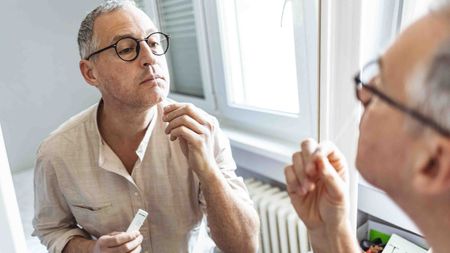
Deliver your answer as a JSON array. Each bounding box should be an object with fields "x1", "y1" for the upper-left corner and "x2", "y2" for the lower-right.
[
  {"x1": 32, "y1": 1, "x2": 259, "y2": 253},
  {"x1": 285, "y1": 3, "x2": 450, "y2": 253}
]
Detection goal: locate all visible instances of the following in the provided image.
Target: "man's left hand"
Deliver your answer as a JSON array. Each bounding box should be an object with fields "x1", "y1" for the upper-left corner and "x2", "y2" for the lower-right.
[{"x1": 163, "y1": 103, "x2": 217, "y2": 177}]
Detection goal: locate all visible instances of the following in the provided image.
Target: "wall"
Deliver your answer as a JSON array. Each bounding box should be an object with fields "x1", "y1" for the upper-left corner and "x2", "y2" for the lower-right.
[
  {"x1": 0, "y1": 0, "x2": 103, "y2": 172},
  {"x1": 0, "y1": 125, "x2": 27, "y2": 253}
]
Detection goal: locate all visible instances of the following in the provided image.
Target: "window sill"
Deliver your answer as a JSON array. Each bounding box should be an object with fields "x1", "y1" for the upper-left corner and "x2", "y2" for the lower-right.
[{"x1": 221, "y1": 123, "x2": 298, "y2": 183}]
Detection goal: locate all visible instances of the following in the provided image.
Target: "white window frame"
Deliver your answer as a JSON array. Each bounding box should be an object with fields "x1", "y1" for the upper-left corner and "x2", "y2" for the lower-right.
[
  {"x1": 145, "y1": 0, "x2": 217, "y2": 112},
  {"x1": 203, "y1": 0, "x2": 320, "y2": 143},
  {"x1": 145, "y1": 0, "x2": 320, "y2": 143}
]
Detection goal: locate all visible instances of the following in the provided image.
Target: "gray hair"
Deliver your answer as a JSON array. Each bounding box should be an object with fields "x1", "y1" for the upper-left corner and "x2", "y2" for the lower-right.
[
  {"x1": 410, "y1": 39, "x2": 450, "y2": 136},
  {"x1": 77, "y1": 0, "x2": 136, "y2": 60}
]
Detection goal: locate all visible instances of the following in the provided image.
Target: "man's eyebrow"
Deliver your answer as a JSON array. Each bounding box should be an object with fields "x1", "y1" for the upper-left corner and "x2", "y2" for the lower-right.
[
  {"x1": 110, "y1": 33, "x2": 133, "y2": 44},
  {"x1": 109, "y1": 29, "x2": 157, "y2": 44}
]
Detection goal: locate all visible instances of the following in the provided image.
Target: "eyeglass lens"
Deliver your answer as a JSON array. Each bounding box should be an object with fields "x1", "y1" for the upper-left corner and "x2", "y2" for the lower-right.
[{"x1": 115, "y1": 33, "x2": 169, "y2": 61}]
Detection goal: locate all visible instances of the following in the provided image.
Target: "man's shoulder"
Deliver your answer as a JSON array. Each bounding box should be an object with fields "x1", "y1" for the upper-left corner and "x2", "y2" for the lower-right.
[{"x1": 38, "y1": 103, "x2": 98, "y2": 155}]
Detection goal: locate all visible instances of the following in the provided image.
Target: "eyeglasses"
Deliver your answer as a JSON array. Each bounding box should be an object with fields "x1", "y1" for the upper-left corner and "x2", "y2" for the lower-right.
[
  {"x1": 354, "y1": 58, "x2": 450, "y2": 137},
  {"x1": 85, "y1": 32, "x2": 170, "y2": 61}
]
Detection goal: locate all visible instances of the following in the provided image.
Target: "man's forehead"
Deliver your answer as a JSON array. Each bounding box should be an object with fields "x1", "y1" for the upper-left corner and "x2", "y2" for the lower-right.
[
  {"x1": 380, "y1": 13, "x2": 450, "y2": 91},
  {"x1": 94, "y1": 6, "x2": 157, "y2": 44}
]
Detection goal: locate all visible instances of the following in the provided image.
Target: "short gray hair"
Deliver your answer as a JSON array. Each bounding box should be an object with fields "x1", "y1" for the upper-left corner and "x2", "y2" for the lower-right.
[
  {"x1": 410, "y1": 39, "x2": 450, "y2": 136},
  {"x1": 77, "y1": 0, "x2": 136, "y2": 60}
]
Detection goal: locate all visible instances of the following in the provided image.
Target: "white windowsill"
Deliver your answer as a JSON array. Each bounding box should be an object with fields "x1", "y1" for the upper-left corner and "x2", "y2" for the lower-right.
[
  {"x1": 222, "y1": 125, "x2": 297, "y2": 165},
  {"x1": 221, "y1": 124, "x2": 298, "y2": 183}
]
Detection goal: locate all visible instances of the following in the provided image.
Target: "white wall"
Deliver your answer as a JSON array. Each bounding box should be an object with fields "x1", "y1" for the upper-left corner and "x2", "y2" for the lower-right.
[
  {"x1": 0, "y1": 0, "x2": 103, "y2": 173},
  {"x1": 0, "y1": 125, "x2": 27, "y2": 253}
]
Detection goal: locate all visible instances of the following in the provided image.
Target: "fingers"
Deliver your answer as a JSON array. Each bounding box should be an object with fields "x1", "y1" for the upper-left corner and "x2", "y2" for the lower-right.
[
  {"x1": 316, "y1": 141, "x2": 348, "y2": 177},
  {"x1": 164, "y1": 114, "x2": 207, "y2": 137},
  {"x1": 169, "y1": 125, "x2": 203, "y2": 146},
  {"x1": 312, "y1": 151, "x2": 346, "y2": 201},
  {"x1": 163, "y1": 103, "x2": 209, "y2": 125},
  {"x1": 101, "y1": 231, "x2": 140, "y2": 248},
  {"x1": 291, "y1": 152, "x2": 309, "y2": 194},
  {"x1": 289, "y1": 139, "x2": 319, "y2": 194},
  {"x1": 111, "y1": 234, "x2": 143, "y2": 253},
  {"x1": 285, "y1": 165, "x2": 301, "y2": 195},
  {"x1": 163, "y1": 103, "x2": 214, "y2": 144},
  {"x1": 287, "y1": 139, "x2": 348, "y2": 197}
]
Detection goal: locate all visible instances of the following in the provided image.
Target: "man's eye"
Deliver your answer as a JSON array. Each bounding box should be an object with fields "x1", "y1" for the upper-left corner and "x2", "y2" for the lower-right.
[
  {"x1": 118, "y1": 47, "x2": 134, "y2": 55},
  {"x1": 149, "y1": 41, "x2": 160, "y2": 48}
]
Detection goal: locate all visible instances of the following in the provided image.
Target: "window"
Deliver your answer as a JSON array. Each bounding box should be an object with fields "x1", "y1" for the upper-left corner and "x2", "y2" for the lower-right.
[
  {"x1": 219, "y1": 0, "x2": 299, "y2": 114},
  {"x1": 158, "y1": 0, "x2": 204, "y2": 98},
  {"x1": 150, "y1": 0, "x2": 319, "y2": 142},
  {"x1": 210, "y1": 0, "x2": 320, "y2": 142}
]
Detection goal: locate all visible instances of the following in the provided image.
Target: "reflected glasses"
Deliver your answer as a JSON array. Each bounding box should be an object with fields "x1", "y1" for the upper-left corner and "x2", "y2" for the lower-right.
[
  {"x1": 354, "y1": 58, "x2": 450, "y2": 137},
  {"x1": 85, "y1": 32, "x2": 170, "y2": 61}
]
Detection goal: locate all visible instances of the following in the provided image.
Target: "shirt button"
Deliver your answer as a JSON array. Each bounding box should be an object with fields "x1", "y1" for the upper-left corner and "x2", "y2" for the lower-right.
[{"x1": 134, "y1": 192, "x2": 139, "y2": 196}]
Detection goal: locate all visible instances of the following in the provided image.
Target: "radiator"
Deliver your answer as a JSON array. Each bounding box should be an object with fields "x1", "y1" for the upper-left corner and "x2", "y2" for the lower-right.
[{"x1": 245, "y1": 178, "x2": 311, "y2": 253}]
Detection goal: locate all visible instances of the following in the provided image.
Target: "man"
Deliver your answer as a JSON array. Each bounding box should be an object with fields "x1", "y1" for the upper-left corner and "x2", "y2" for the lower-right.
[
  {"x1": 32, "y1": 1, "x2": 259, "y2": 253},
  {"x1": 285, "y1": 2, "x2": 450, "y2": 253}
]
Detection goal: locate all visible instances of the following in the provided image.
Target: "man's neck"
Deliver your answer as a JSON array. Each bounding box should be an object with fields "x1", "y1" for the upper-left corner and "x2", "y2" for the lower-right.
[
  {"x1": 393, "y1": 194, "x2": 450, "y2": 253},
  {"x1": 97, "y1": 100, "x2": 155, "y2": 145}
]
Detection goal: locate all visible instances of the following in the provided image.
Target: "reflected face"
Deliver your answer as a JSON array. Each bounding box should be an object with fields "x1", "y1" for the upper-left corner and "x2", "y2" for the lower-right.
[
  {"x1": 91, "y1": 5, "x2": 170, "y2": 109},
  {"x1": 356, "y1": 13, "x2": 449, "y2": 193}
]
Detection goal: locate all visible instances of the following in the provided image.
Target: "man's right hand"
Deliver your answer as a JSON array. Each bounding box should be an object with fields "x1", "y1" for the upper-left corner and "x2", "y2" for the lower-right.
[
  {"x1": 285, "y1": 139, "x2": 360, "y2": 252},
  {"x1": 92, "y1": 231, "x2": 143, "y2": 253},
  {"x1": 284, "y1": 139, "x2": 349, "y2": 232}
]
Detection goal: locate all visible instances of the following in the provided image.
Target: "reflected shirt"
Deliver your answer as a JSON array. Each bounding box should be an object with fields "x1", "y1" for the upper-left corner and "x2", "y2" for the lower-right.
[{"x1": 32, "y1": 100, "x2": 252, "y2": 253}]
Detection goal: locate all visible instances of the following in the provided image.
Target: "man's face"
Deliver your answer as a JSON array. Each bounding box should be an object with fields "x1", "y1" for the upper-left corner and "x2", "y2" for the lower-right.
[
  {"x1": 356, "y1": 13, "x2": 449, "y2": 195},
  {"x1": 89, "y1": 6, "x2": 170, "y2": 109}
]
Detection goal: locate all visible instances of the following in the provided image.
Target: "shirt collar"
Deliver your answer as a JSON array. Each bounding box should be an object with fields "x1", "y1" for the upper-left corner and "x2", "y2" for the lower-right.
[{"x1": 95, "y1": 100, "x2": 158, "y2": 169}]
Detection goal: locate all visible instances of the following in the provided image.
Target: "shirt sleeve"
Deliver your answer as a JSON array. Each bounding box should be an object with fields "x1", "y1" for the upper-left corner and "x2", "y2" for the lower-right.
[
  {"x1": 198, "y1": 117, "x2": 253, "y2": 211},
  {"x1": 32, "y1": 144, "x2": 90, "y2": 253}
]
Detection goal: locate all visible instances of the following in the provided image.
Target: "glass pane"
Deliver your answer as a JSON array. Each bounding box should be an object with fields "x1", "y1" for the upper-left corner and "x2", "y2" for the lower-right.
[
  {"x1": 222, "y1": 0, "x2": 299, "y2": 114},
  {"x1": 159, "y1": 0, "x2": 205, "y2": 98}
]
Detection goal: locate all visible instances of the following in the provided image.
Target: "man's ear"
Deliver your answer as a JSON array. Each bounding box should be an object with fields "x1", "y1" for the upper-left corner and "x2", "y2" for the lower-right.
[
  {"x1": 412, "y1": 132, "x2": 450, "y2": 195},
  {"x1": 79, "y1": 59, "x2": 98, "y2": 87}
]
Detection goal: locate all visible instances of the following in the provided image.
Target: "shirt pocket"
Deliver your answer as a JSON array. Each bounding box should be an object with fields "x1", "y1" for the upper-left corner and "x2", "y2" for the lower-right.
[{"x1": 70, "y1": 201, "x2": 112, "y2": 238}]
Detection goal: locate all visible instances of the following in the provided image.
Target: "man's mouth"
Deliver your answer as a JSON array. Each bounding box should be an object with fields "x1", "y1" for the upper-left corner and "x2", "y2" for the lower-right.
[{"x1": 140, "y1": 75, "x2": 163, "y2": 85}]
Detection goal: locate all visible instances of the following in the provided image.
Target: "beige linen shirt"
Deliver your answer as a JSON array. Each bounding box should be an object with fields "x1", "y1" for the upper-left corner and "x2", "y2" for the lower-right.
[{"x1": 32, "y1": 100, "x2": 252, "y2": 253}]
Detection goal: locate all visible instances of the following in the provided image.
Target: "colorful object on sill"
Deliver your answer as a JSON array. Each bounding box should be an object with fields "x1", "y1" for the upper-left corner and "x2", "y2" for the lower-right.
[
  {"x1": 369, "y1": 228, "x2": 391, "y2": 244},
  {"x1": 360, "y1": 238, "x2": 385, "y2": 253},
  {"x1": 365, "y1": 244, "x2": 384, "y2": 253}
]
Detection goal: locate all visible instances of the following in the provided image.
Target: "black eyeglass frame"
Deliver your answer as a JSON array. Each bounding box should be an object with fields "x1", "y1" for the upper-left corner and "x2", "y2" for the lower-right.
[
  {"x1": 85, "y1": 31, "x2": 170, "y2": 61},
  {"x1": 354, "y1": 58, "x2": 450, "y2": 138}
]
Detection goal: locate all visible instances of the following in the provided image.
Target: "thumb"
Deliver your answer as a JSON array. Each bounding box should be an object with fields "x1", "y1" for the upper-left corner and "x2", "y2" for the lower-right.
[{"x1": 314, "y1": 152, "x2": 345, "y2": 202}]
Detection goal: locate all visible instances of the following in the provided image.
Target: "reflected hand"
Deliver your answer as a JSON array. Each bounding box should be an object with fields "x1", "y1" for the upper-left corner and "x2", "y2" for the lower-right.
[
  {"x1": 285, "y1": 139, "x2": 349, "y2": 232},
  {"x1": 163, "y1": 103, "x2": 216, "y2": 177},
  {"x1": 92, "y1": 231, "x2": 143, "y2": 253}
]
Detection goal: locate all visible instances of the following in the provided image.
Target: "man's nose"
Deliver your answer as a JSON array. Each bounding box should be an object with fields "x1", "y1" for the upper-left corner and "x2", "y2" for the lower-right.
[{"x1": 139, "y1": 41, "x2": 158, "y2": 67}]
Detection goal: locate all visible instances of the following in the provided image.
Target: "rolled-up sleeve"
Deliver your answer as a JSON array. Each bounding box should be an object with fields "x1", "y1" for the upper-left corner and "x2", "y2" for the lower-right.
[
  {"x1": 199, "y1": 118, "x2": 253, "y2": 210},
  {"x1": 32, "y1": 145, "x2": 90, "y2": 253}
]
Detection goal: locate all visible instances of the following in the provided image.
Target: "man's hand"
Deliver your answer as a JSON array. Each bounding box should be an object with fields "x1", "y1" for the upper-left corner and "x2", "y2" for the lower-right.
[
  {"x1": 92, "y1": 231, "x2": 143, "y2": 253},
  {"x1": 285, "y1": 139, "x2": 349, "y2": 232},
  {"x1": 163, "y1": 103, "x2": 217, "y2": 178}
]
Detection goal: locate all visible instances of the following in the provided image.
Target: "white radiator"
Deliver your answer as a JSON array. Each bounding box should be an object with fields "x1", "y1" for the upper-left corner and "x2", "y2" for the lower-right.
[{"x1": 245, "y1": 178, "x2": 311, "y2": 253}]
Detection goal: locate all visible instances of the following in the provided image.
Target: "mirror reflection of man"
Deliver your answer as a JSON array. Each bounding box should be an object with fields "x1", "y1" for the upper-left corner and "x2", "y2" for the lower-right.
[
  {"x1": 32, "y1": 1, "x2": 259, "y2": 253},
  {"x1": 285, "y1": 2, "x2": 450, "y2": 253}
]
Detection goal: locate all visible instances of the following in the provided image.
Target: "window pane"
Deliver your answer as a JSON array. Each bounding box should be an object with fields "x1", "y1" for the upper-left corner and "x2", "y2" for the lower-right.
[
  {"x1": 221, "y1": 0, "x2": 299, "y2": 114},
  {"x1": 159, "y1": 0, "x2": 204, "y2": 98}
]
